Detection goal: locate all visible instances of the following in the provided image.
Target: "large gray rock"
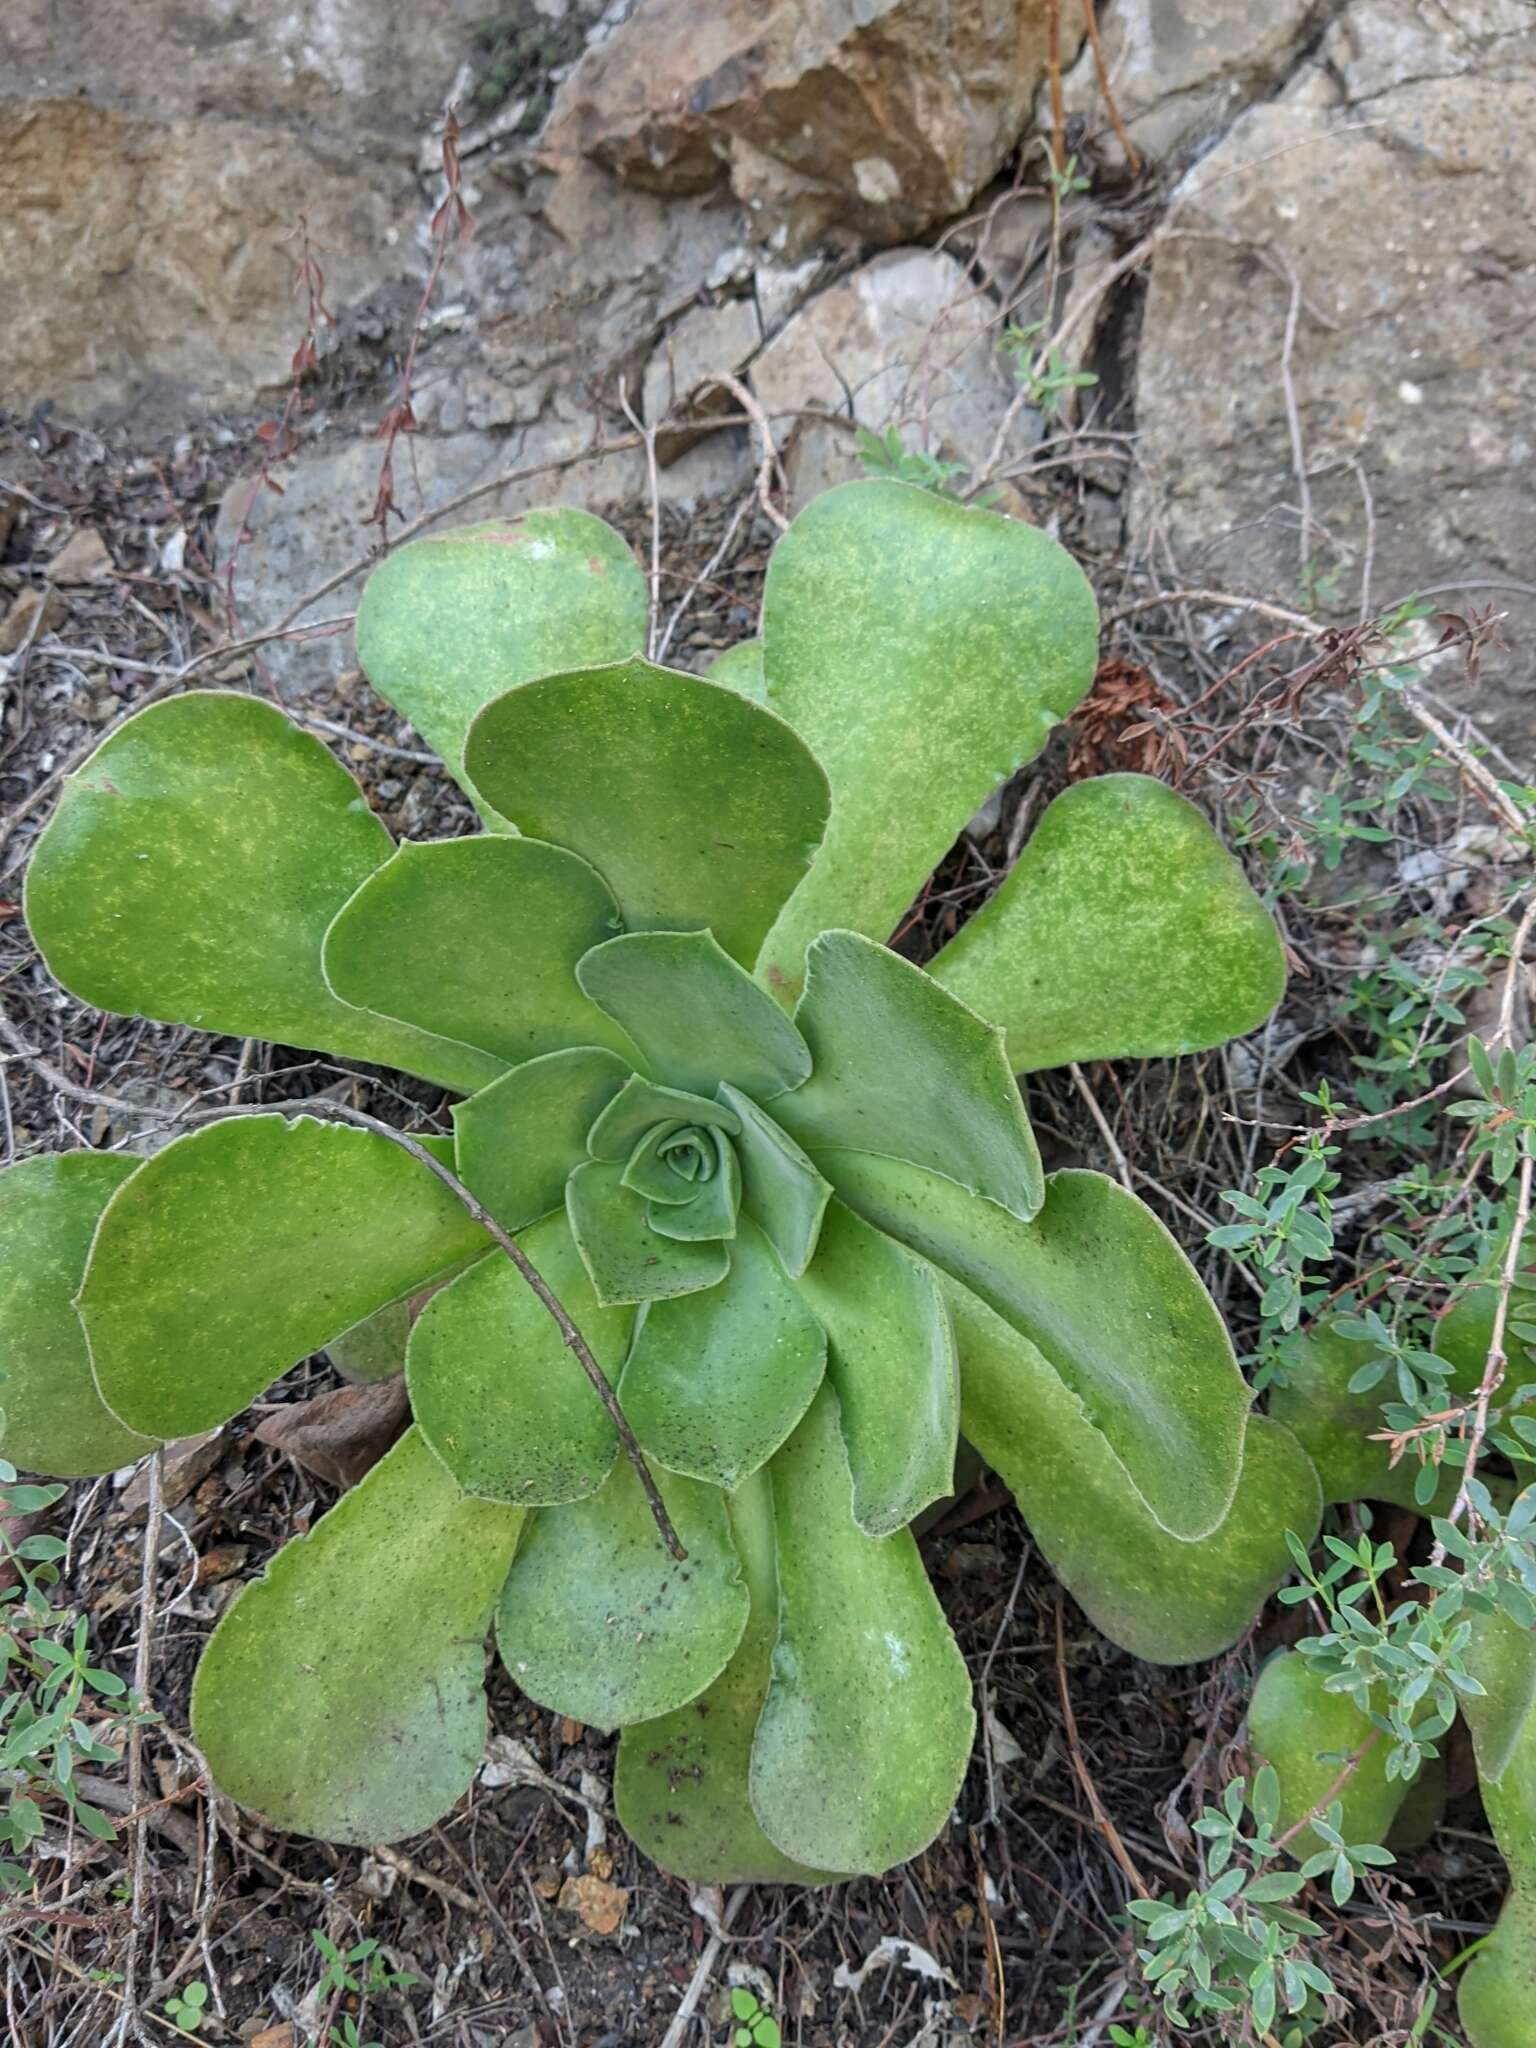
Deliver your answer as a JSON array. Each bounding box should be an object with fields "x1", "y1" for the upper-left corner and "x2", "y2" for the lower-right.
[
  {"x1": 0, "y1": 0, "x2": 483, "y2": 136},
  {"x1": 0, "y1": 98, "x2": 412, "y2": 417},
  {"x1": 541, "y1": 0, "x2": 1054, "y2": 255},
  {"x1": 1048, "y1": 0, "x2": 1327, "y2": 170},
  {"x1": 0, "y1": 0, "x2": 488, "y2": 417},
  {"x1": 750, "y1": 247, "x2": 1030, "y2": 508},
  {"x1": 1129, "y1": 0, "x2": 1536, "y2": 738}
]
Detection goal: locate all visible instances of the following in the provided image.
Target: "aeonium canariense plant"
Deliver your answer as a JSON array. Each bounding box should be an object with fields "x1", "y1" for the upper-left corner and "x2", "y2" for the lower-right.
[{"x1": 1, "y1": 480, "x2": 1313, "y2": 1883}]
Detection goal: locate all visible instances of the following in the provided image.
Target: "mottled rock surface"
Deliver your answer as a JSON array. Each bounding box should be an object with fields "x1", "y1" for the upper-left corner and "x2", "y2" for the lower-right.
[
  {"x1": 1127, "y1": 0, "x2": 1535, "y2": 736},
  {"x1": 542, "y1": 0, "x2": 1055, "y2": 253}
]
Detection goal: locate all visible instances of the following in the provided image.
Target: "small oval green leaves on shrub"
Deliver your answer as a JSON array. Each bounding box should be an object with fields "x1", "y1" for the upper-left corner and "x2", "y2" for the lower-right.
[{"x1": 5, "y1": 482, "x2": 1308, "y2": 1889}]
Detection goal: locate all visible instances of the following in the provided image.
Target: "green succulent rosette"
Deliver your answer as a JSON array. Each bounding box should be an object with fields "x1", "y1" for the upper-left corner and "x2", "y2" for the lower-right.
[{"x1": 1, "y1": 480, "x2": 1307, "y2": 1882}]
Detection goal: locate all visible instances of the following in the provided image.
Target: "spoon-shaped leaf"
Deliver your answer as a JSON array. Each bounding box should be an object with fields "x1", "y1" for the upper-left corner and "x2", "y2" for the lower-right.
[
  {"x1": 577, "y1": 930, "x2": 811, "y2": 1100},
  {"x1": 408, "y1": 1216, "x2": 629, "y2": 1505},
  {"x1": 817, "y1": 1150, "x2": 1249, "y2": 1543},
  {"x1": 717, "y1": 1086, "x2": 832, "y2": 1278},
  {"x1": 1247, "y1": 1650, "x2": 1408, "y2": 1855},
  {"x1": 793, "y1": 1200, "x2": 956, "y2": 1536},
  {"x1": 754, "y1": 479, "x2": 1098, "y2": 998},
  {"x1": 948, "y1": 1279, "x2": 1319, "y2": 1662},
  {"x1": 464, "y1": 658, "x2": 831, "y2": 969},
  {"x1": 1434, "y1": 1258, "x2": 1536, "y2": 1393},
  {"x1": 23, "y1": 693, "x2": 503, "y2": 1094},
  {"x1": 495, "y1": 1458, "x2": 749, "y2": 1729},
  {"x1": 930, "y1": 775, "x2": 1285, "y2": 1071},
  {"x1": 324, "y1": 837, "x2": 633, "y2": 1066},
  {"x1": 614, "y1": 1470, "x2": 839, "y2": 1884},
  {"x1": 774, "y1": 930, "x2": 1043, "y2": 1222},
  {"x1": 749, "y1": 1383, "x2": 975, "y2": 1874},
  {"x1": 707, "y1": 639, "x2": 768, "y2": 701},
  {"x1": 1462, "y1": 1610, "x2": 1536, "y2": 1789},
  {"x1": 192, "y1": 1427, "x2": 523, "y2": 1844},
  {"x1": 567, "y1": 1160, "x2": 729, "y2": 1306},
  {"x1": 0, "y1": 1154, "x2": 154, "y2": 1477},
  {"x1": 355, "y1": 509, "x2": 649, "y2": 813},
  {"x1": 1457, "y1": 1616, "x2": 1536, "y2": 2042},
  {"x1": 1268, "y1": 1322, "x2": 1462, "y2": 1513},
  {"x1": 1455, "y1": 1626, "x2": 1536, "y2": 2048},
  {"x1": 620, "y1": 1218, "x2": 826, "y2": 1491},
  {"x1": 327, "y1": 1299, "x2": 413, "y2": 1384},
  {"x1": 80, "y1": 1115, "x2": 487, "y2": 1439},
  {"x1": 453, "y1": 1047, "x2": 632, "y2": 1234}
]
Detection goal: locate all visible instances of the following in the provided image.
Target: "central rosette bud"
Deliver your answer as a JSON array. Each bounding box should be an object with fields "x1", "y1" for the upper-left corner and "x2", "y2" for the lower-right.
[{"x1": 576, "y1": 1076, "x2": 747, "y2": 1266}]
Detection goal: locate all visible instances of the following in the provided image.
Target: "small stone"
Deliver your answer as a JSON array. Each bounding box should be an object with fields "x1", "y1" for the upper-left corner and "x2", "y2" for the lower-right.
[
  {"x1": 0, "y1": 585, "x2": 65, "y2": 653},
  {"x1": 557, "y1": 1872, "x2": 628, "y2": 1936},
  {"x1": 47, "y1": 526, "x2": 114, "y2": 584}
]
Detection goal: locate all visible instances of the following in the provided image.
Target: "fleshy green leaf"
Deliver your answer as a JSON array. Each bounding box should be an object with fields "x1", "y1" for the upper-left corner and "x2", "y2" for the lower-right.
[
  {"x1": 647, "y1": 1130, "x2": 741, "y2": 1244},
  {"x1": 408, "y1": 1216, "x2": 629, "y2": 1505},
  {"x1": 1248, "y1": 1651, "x2": 1408, "y2": 1855},
  {"x1": 1268, "y1": 1323, "x2": 1461, "y2": 1512},
  {"x1": 1455, "y1": 1642, "x2": 1536, "y2": 2047},
  {"x1": 948, "y1": 1279, "x2": 1320, "y2": 1663},
  {"x1": 0, "y1": 1154, "x2": 154, "y2": 1478},
  {"x1": 566, "y1": 1160, "x2": 729, "y2": 1306},
  {"x1": 453, "y1": 1047, "x2": 632, "y2": 1233},
  {"x1": 587, "y1": 1076, "x2": 740, "y2": 1159},
  {"x1": 930, "y1": 775, "x2": 1286, "y2": 1071},
  {"x1": 463, "y1": 657, "x2": 831, "y2": 969},
  {"x1": 621, "y1": 1122, "x2": 702, "y2": 1205},
  {"x1": 23, "y1": 692, "x2": 502, "y2": 1093},
  {"x1": 817, "y1": 1150, "x2": 1249, "y2": 1542},
  {"x1": 620, "y1": 1218, "x2": 826, "y2": 1490},
  {"x1": 192, "y1": 1427, "x2": 523, "y2": 1844},
  {"x1": 576, "y1": 930, "x2": 811, "y2": 1100},
  {"x1": 1459, "y1": 1892, "x2": 1536, "y2": 2048},
  {"x1": 774, "y1": 931, "x2": 1043, "y2": 1222},
  {"x1": 79, "y1": 1115, "x2": 488, "y2": 1439},
  {"x1": 354, "y1": 509, "x2": 649, "y2": 810},
  {"x1": 706, "y1": 639, "x2": 768, "y2": 701},
  {"x1": 718, "y1": 1086, "x2": 832, "y2": 1278},
  {"x1": 1462, "y1": 1611, "x2": 1536, "y2": 1788},
  {"x1": 753, "y1": 479, "x2": 1097, "y2": 999},
  {"x1": 614, "y1": 1470, "x2": 839, "y2": 1884},
  {"x1": 495, "y1": 1458, "x2": 748, "y2": 1729},
  {"x1": 324, "y1": 836, "x2": 632, "y2": 1066},
  {"x1": 327, "y1": 1299, "x2": 412, "y2": 1384},
  {"x1": 749, "y1": 1384, "x2": 975, "y2": 1875},
  {"x1": 793, "y1": 1200, "x2": 956, "y2": 1536},
  {"x1": 1435, "y1": 1264, "x2": 1536, "y2": 1398}
]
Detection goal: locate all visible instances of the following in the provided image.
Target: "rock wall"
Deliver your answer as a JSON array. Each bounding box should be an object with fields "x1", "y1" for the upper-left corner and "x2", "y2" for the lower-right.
[
  {"x1": 4, "y1": 0, "x2": 1531, "y2": 742},
  {"x1": 0, "y1": 1, "x2": 491, "y2": 415},
  {"x1": 1127, "y1": 0, "x2": 1535, "y2": 730}
]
